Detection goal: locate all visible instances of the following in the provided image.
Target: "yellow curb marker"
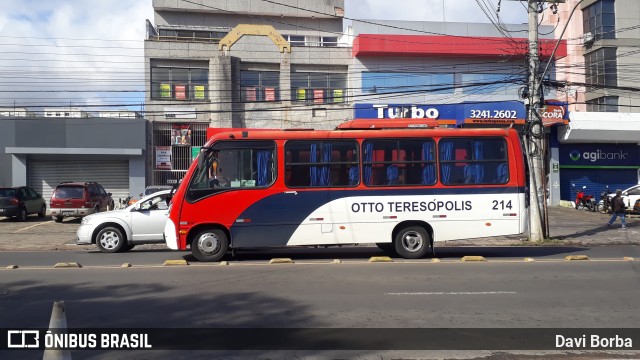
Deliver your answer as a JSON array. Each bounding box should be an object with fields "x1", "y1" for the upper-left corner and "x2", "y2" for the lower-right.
[
  {"x1": 331, "y1": 259, "x2": 342, "y2": 264},
  {"x1": 461, "y1": 256, "x2": 486, "y2": 262},
  {"x1": 564, "y1": 255, "x2": 589, "y2": 261},
  {"x1": 54, "y1": 262, "x2": 82, "y2": 268},
  {"x1": 369, "y1": 256, "x2": 393, "y2": 263},
  {"x1": 163, "y1": 260, "x2": 189, "y2": 266},
  {"x1": 6, "y1": 265, "x2": 18, "y2": 269},
  {"x1": 524, "y1": 258, "x2": 535, "y2": 262},
  {"x1": 121, "y1": 263, "x2": 131, "y2": 268},
  {"x1": 269, "y1": 258, "x2": 294, "y2": 264},
  {"x1": 219, "y1": 261, "x2": 229, "y2": 266},
  {"x1": 623, "y1": 257, "x2": 635, "y2": 261},
  {"x1": 431, "y1": 258, "x2": 441, "y2": 263}
]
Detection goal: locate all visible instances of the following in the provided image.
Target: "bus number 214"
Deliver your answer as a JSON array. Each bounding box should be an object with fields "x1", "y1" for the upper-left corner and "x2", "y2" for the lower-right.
[{"x1": 492, "y1": 200, "x2": 512, "y2": 210}]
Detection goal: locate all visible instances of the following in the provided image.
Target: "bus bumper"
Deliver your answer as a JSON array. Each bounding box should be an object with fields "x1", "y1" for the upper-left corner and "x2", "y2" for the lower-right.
[{"x1": 164, "y1": 219, "x2": 179, "y2": 250}]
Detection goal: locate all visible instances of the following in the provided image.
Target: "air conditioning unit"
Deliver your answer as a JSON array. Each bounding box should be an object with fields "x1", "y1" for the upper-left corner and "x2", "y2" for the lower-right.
[{"x1": 582, "y1": 32, "x2": 595, "y2": 45}]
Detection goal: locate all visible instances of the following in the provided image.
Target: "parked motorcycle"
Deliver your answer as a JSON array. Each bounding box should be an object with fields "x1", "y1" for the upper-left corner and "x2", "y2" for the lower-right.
[
  {"x1": 117, "y1": 195, "x2": 133, "y2": 209},
  {"x1": 597, "y1": 186, "x2": 612, "y2": 214},
  {"x1": 573, "y1": 184, "x2": 596, "y2": 211}
]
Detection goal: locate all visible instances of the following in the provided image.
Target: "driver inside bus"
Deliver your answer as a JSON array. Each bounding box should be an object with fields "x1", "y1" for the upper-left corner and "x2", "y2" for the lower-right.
[{"x1": 208, "y1": 159, "x2": 230, "y2": 188}]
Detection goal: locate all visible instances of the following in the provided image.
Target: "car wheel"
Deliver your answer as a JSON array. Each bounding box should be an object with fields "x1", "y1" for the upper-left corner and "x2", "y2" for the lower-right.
[
  {"x1": 95, "y1": 205, "x2": 100, "y2": 214},
  {"x1": 54, "y1": 216, "x2": 63, "y2": 223},
  {"x1": 95, "y1": 226, "x2": 125, "y2": 253},
  {"x1": 17, "y1": 207, "x2": 27, "y2": 222},
  {"x1": 38, "y1": 204, "x2": 46, "y2": 218},
  {"x1": 394, "y1": 225, "x2": 430, "y2": 259},
  {"x1": 191, "y1": 228, "x2": 228, "y2": 262}
]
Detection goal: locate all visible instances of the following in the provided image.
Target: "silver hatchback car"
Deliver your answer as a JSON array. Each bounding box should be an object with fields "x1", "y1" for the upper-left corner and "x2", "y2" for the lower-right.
[{"x1": 76, "y1": 190, "x2": 170, "y2": 253}]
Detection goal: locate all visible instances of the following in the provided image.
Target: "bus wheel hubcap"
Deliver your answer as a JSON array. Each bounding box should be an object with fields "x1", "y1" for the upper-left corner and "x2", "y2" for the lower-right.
[
  {"x1": 402, "y1": 231, "x2": 423, "y2": 252},
  {"x1": 198, "y1": 233, "x2": 220, "y2": 255}
]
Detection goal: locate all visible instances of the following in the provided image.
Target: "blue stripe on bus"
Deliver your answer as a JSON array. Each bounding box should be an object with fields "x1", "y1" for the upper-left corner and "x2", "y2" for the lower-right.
[{"x1": 229, "y1": 186, "x2": 524, "y2": 248}]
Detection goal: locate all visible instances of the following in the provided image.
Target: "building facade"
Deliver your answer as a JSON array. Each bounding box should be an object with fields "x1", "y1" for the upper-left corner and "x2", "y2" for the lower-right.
[
  {"x1": 544, "y1": 0, "x2": 640, "y2": 203},
  {"x1": 0, "y1": 117, "x2": 146, "y2": 206},
  {"x1": 144, "y1": 0, "x2": 352, "y2": 185}
]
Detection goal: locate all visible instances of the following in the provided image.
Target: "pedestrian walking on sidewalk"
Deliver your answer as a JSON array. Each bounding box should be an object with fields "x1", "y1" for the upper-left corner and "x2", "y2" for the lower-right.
[{"x1": 607, "y1": 189, "x2": 628, "y2": 229}]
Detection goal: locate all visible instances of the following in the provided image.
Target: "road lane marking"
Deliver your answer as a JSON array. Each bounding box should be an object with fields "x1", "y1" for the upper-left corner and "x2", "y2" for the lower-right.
[
  {"x1": 387, "y1": 291, "x2": 517, "y2": 295},
  {"x1": 13, "y1": 220, "x2": 54, "y2": 233}
]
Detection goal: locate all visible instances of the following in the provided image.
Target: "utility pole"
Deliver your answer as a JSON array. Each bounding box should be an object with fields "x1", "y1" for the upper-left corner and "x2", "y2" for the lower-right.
[{"x1": 526, "y1": 0, "x2": 545, "y2": 241}]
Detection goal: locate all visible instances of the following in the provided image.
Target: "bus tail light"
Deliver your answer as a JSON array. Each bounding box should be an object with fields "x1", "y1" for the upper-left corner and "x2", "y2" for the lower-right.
[
  {"x1": 503, "y1": 213, "x2": 518, "y2": 217},
  {"x1": 432, "y1": 215, "x2": 447, "y2": 218},
  {"x1": 235, "y1": 218, "x2": 252, "y2": 223}
]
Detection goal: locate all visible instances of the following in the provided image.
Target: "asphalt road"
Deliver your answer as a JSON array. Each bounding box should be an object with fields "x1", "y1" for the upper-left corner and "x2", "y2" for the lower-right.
[{"x1": 1, "y1": 259, "x2": 640, "y2": 359}]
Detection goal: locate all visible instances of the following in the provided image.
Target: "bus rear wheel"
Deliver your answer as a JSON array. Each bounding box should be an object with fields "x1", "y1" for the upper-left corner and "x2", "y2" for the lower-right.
[
  {"x1": 394, "y1": 226, "x2": 430, "y2": 259},
  {"x1": 191, "y1": 229, "x2": 228, "y2": 262}
]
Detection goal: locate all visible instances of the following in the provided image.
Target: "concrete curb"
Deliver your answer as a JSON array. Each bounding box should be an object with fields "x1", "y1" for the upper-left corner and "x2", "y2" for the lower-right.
[
  {"x1": 564, "y1": 255, "x2": 589, "y2": 261},
  {"x1": 269, "y1": 258, "x2": 294, "y2": 264},
  {"x1": 461, "y1": 256, "x2": 486, "y2": 262},
  {"x1": 162, "y1": 260, "x2": 189, "y2": 266},
  {"x1": 53, "y1": 262, "x2": 81, "y2": 268}
]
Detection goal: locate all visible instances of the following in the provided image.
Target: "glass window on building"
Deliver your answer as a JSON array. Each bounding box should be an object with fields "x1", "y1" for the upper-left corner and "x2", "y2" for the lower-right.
[
  {"x1": 240, "y1": 71, "x2": 281, "y2": 102},
  {"x1": 583, "y1": 0, "x2": 616, "y2": 41},
  {"x1": 291, "y1": 73, "x2": 347, "y2": 104},
  {"x1": 150, "y1": 66, "x2": 209, "y2": 101},
  {"x1": 362, "y1": 72, "x2": 454, "y2": 95},
  {"x1": 460, "y1": 73, "x2": 520, "y2": 95},
  {"x1": 585, "y1": 47, "x2": 617, "y2": 89},
  {"x1": 586, "y1": 96, "x2": 618, "y2": 112}
]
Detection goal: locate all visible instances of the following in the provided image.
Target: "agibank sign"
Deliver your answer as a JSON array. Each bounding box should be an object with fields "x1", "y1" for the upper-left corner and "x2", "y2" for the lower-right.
[{"x1": 560, "y1": 144, "x2": 639, "y2": 167}]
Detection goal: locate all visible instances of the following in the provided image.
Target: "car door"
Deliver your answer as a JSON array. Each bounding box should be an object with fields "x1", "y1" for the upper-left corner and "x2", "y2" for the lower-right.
[
  {"x1": 129, "y1": 193, "x2": 169, "y2": 243},
  {"x1": 625, "y1": 185, "x2": 640, "y2": 209},
  {"x1": 26, "y1": 187, "x2": 43, "y2": 213},
  {"x1": 17, "y1": 188, "x2": 33, "y2": 213}
]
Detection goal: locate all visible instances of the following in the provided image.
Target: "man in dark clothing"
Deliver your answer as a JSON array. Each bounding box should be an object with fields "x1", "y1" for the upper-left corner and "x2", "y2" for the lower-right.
[{"x1": 607, "y1": 189, "x2": 628, "y2": 229}]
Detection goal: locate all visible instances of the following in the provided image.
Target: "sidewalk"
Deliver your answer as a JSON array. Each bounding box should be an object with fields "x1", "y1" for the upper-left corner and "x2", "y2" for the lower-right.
[{"x1": 443, "y1": 206, "x2": 640, "y2": 246}]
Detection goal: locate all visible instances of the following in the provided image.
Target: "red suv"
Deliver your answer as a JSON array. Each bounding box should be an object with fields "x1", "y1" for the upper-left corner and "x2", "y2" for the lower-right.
[{"x1": 50, "y1": 182, "x2": 114, "y2": 222}]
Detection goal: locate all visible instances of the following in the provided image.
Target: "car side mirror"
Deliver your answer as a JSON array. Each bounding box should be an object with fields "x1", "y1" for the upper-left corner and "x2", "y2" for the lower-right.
[
  {"x1": 139, "y1": 193, "x2": 143, "y2": 197},
  {"x1": 107, "y1": 193, "x2": 112, "y2": 197},
  {"x1": 165, "y1": 195, "x2": 172, "y2": 205},
  {"x1": 623, "y1": 192, "x2": 628, "y2": 196}
]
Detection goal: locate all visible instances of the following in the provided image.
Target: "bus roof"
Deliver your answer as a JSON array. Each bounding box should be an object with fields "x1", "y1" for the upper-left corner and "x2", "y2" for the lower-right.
[{"x1": 204, "y1": 126, "x2": 518, "y2": 146}]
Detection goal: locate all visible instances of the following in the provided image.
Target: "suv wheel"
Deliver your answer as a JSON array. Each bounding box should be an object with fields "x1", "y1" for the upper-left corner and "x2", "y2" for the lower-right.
[
  {"x1": 38, "y1": 205, "x2": 46, "y2": 218},
  {"x1": 54, "y1": 216, "x2": 63, "y2": 223}
]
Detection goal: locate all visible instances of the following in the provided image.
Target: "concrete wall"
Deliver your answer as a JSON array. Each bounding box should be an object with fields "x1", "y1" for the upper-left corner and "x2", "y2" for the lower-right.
[
  {"x1": 152, "y1": 0, "x2": 344, "y2": 19},
  {"x1": 0, "y1": 117, "x2": 147, "y2": 192}
]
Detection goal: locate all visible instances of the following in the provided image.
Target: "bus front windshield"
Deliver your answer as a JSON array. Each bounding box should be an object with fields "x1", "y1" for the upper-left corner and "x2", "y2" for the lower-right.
[{"x1": 188, "y1": 141, "x2": 276, "y2": 197}]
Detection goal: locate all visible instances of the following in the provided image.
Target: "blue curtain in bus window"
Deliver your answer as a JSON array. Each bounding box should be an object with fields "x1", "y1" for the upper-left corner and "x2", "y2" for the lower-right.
[
  {"x1": 257, "y1": 151, "x2": 271, "y2": 186},
  {"x1": 440, "y1": 141, "x2": 453, "y2": 184},
  {"x1": 309, "y1": 143, "x2": 318, "y2": 186},
  {"x1": 349, "y1": 166, "x2": 359, "y2": 185},
  {"x1": 320, "y1": 143, "x2": 332, "y2": 186},
  {"x1": 422, "y1": 142, "x2": 435, "y2": 185},
  {"x1": 472, "y1": 140, "x2": 484, "y2": 184},
  {"x1": 363, "y1": 143, "x2": 373, "y2": 185},
  {"x1": 497, "y1": 162, "x2": 508, "y2": 183},
  {"x1": 386, "y1": 165, "x2": 400, "y2": 185}
]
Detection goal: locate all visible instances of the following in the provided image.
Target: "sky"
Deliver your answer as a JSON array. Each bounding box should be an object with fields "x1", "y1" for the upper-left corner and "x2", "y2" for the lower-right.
[{"x1": 0, "y1": 0, "x2": 530, "y2": 112}]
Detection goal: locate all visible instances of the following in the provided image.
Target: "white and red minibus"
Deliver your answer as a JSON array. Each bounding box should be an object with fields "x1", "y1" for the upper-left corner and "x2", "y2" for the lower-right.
[{"x1": 164, "y1": 124, "x2": 527, "y2": 261}]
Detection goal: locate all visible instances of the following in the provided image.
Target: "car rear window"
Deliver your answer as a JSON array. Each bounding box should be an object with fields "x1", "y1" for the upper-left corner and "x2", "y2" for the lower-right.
[
  {"x1": 54, "y1": 186, "x2": 85, "y2": 199},
  {"x1": 0, "y1": 188, "x2": 16, "y2": 197}
]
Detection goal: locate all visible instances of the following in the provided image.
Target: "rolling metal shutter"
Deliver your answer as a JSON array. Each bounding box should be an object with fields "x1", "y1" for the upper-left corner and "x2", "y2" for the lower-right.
[
  {"x1": 560, "y1": 168, "x2": 637, "y2": 202},
  {"x1": 29, "y1": 160, "x2": 129, "y2": 208}
]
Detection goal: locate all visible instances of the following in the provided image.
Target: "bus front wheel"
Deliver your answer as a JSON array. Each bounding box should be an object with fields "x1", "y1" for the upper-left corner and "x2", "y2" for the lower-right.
[
  {"x1": 394, "y1": 226, "x2": 430, "y2": 259},
  {"x1": 191, "y1": 229, "x2": 228, "y2": 262}
]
